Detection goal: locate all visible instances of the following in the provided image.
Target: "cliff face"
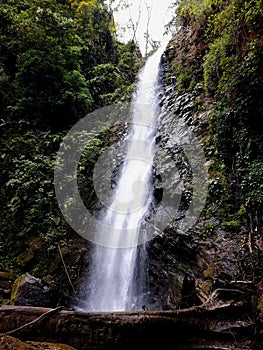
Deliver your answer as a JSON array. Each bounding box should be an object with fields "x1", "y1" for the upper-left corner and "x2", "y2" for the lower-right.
[
  {"x1": 165, "y1": 0, "x2": 263, "y2": 233},
  {"x1": 144, "y1": 0, "x2": 263, "y2": 336},
  {"x1": 146, "y1": 55, "x2": 261, "y2": 309}
]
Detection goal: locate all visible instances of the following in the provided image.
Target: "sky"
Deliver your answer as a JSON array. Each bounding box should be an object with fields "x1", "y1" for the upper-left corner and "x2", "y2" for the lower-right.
[{"x1": 109, "y1": 0, "x2": 176, "y2": 56}]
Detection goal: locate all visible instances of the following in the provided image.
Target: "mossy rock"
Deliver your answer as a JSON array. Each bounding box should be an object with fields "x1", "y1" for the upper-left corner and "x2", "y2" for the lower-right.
[
  {"x1": 203, "y1": 262, "x2": 215, "y2": 279},
  {"x1": 0, "y1": 335, "x2": 37, "y2": 349},
  {"x1": 0, "y1": 271, "x2": 17, "y2": 305},
  {"x1": 10, "y1": 274, "x2": 25, "y2": 306},
  {"x1": 27, "y1": 340, "x2": 78, "y2": 349},
  {"x1": 10, "y1": 272, "x2": 60, "y2": 307},
  {"x1": 0, "y1": 335, "x2": 77, "y2": 349},
  {"x1": 255, "y1": 278, "x2": 263, "y2": 315}
]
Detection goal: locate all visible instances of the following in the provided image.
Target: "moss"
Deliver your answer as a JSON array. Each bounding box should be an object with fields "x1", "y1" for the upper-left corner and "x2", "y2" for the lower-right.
[
  {"x1": 0, "y1": 335, "x2": 77, "y2": 349},
  {"x1": 28, "y1": 341, "x2": 77, "y2": 349},
  {"x1": 200, "y1": 280, "x2": 213, "y2": 296},
  {"x1": 222, "y1": 220, "x2": 242, "y2": 232},
  {"x1": 254, "y1": 278, "x2": 263, "y2": 315},
  {"x1": 200, "y1": 222, "x2": 215, "y2": 238},
  {"x1": 203, "y1": 262, "x2": 215, "y2": 279},
  {"x1": 0, "y1": 335, "x2": 36, "y2": 349},
  {"x1": 10, "y1": 274, "x2": 25, "y2": 306}
]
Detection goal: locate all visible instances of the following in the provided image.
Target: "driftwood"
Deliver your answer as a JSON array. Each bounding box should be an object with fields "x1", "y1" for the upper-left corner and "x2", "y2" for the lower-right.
[{"x1": 0, "y1": 290, "x2": 258, "y2": 350}]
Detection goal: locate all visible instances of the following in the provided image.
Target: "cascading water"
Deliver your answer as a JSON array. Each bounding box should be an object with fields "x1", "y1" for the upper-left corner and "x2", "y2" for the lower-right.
[{"x1": 82, "y1": 43, "x2": 169, "y2": 312}]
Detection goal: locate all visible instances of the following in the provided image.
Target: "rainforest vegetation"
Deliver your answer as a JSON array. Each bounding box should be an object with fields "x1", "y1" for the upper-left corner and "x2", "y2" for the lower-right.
[
  {"x1": 167, "y1": 0, "x2": 263, "y2": 233},
  {"x1": 0, "y1": 0, "x2": 262, "y2": 306},
  {"x1": 0, "y1": 0, "x2": 142, "y2": 283}
]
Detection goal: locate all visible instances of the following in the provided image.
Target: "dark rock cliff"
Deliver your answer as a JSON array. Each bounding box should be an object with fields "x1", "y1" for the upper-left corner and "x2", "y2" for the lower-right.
[{"x1": 139, "y1": 11, "x2": 263, "y2": 342}]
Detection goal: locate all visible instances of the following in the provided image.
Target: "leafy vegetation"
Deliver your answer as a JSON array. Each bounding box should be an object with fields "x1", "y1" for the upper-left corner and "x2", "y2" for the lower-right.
[
  {"x1": 168, "y1": 0, "x2": 263, "y2": 232},
  {"x1": 0, "y1": 0, "x2": 142, "y2": 284}
]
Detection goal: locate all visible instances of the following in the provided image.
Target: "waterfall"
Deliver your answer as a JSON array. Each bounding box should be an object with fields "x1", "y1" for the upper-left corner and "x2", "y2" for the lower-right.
[{"x1": 82, "y1": 44, "x2": 168, "y2": 312}]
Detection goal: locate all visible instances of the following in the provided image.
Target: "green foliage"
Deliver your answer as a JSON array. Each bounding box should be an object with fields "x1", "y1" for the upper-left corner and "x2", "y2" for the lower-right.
[
  {"x1": 0, "y1": 125, "x2": 67, "y2": 271},
  {"x1": 241, "y1": 160, "x2": 263, "y2": 209},
  {"x1": 0, "y1": 0, "x2": 142, "y2": 130},
  {"x1": 221, "y1": 219, "x2": 242, "y2": 232},
  {"x1": 176, "y1": 0, "x2": 211, "y2": 25},
  {"x1": 200, "y1": 222, "x2": 215, "y2": 237},
  {"x1": 203, "y1": 33, "x2": 236, "y2": 93},
  {"x1": 0, "y1": 0, "x2": 142, "y2": 280},
  {"x1": 208, "y1": 176, "x2": 225, "y2": 201},
  {"x1": 169, "y1": 0, "x2": 263, "y2": 230}
]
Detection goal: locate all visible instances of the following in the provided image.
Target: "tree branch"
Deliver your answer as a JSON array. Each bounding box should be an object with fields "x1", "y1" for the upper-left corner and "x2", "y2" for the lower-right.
[{"x1": 57, "y1": 244, "x2": 76, "y2": 294}]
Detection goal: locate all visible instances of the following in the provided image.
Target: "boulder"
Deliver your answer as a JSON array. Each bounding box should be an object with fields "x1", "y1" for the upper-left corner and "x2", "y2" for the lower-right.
[{"x1": 10, "y1": 272, "x2": 60, "y2": 308}]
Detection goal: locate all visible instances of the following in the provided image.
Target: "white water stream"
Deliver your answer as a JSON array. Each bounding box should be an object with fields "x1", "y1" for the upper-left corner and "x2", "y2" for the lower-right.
[{"x1": 83, "y1": 43, "x2": 169, "y2": 312}]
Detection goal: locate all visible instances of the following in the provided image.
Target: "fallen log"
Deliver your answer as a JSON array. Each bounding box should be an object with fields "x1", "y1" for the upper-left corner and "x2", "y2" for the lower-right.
[
  {"x1": 0, "y1": 291, "x2": 258, "y2": 350},
  {"x1": 5, "y1": 306, "x2": 64, "y2": 336}
]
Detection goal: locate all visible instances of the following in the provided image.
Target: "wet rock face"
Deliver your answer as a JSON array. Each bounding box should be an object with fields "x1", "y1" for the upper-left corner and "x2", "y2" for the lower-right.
[
  {"x1": 146, "y1": 230, "x2": 201, "y2": 310},
  {"x1": 144, "y1": 56, "x2": 263, "y2": 318},
  {"x1": 144, "y1": 57, "x2": 205, "y2": 310},
  {"x1": 10, "y1": 272, "x2": 60, "y2": 308}
]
